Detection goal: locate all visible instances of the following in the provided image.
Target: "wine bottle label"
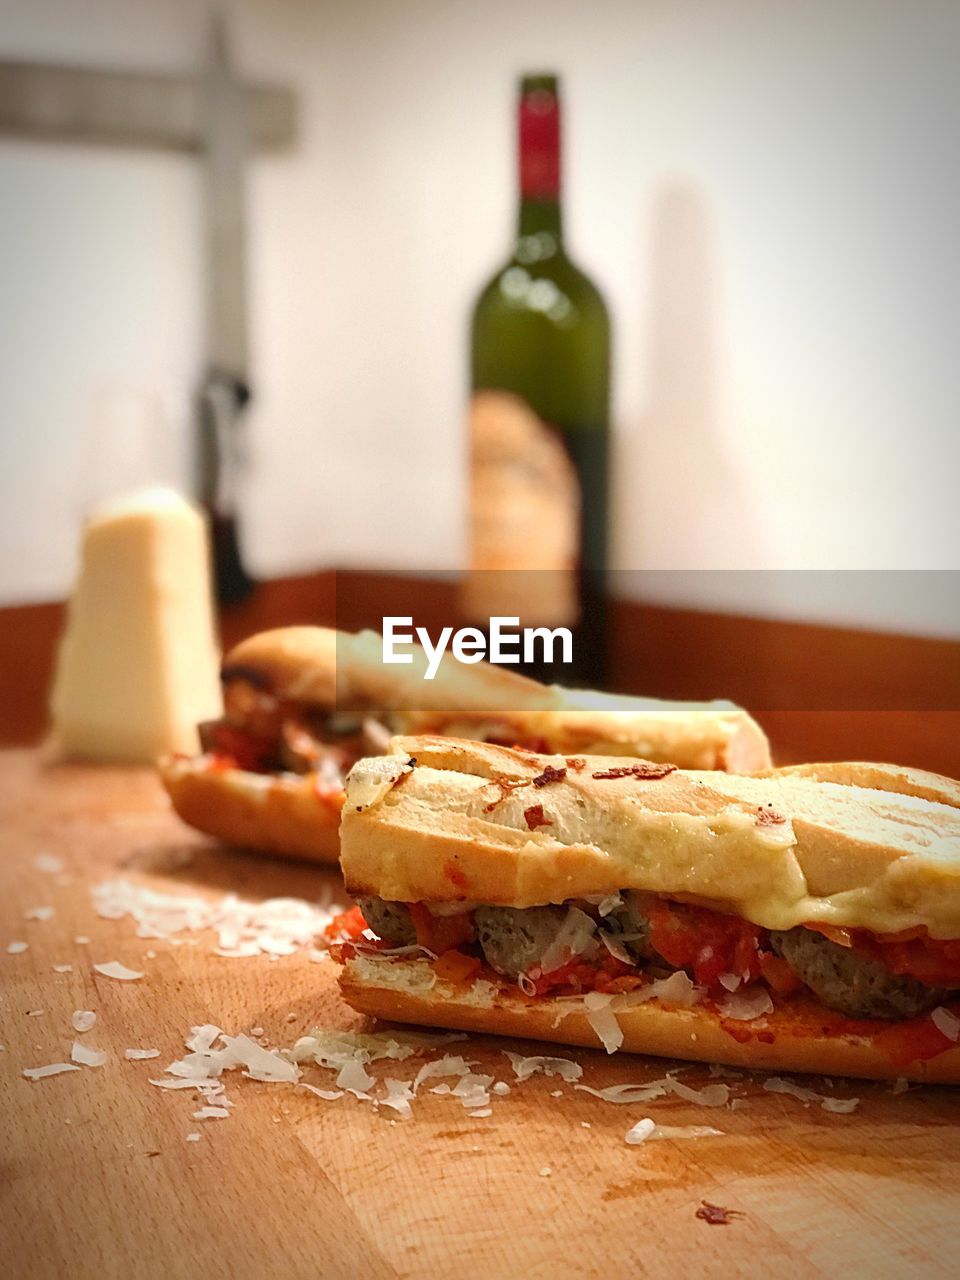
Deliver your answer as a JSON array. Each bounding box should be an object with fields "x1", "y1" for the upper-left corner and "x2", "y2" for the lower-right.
[{"x1": 465, "y1": 389, "x2": 580, "y2": 627}]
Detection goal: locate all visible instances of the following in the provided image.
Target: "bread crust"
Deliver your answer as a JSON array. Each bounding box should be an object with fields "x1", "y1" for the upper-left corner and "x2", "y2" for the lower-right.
[
  {"x1": 220, "y1": 625, "x2": 553, "y2": 716},
  {"x1": 221, "y1": 626, "x2": 340, "y2": 708},
  {"x1": 341, "y1": 737, "x2": 960, "y2": 937},
  {"x1": 218, "y1": 627, "x2": 771, "y2": 771},
  {"x1": 160, "y1": 755, "x2": 341, "y2": 863},
  {"x1": 406, "y1": 694, "x2": 771, "y2": 772},
  {"x1": 340, "y1": 955, "x2": 960, "y2": 1084},
  {"x1": 768, "y1": 761, "x2": 960, "y2": 810}
]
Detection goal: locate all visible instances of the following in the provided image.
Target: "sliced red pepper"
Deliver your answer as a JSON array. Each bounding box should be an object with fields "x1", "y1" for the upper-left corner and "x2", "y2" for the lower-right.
[{"x1": 324, "y1": 904, "x2": 368, "y2": 945}]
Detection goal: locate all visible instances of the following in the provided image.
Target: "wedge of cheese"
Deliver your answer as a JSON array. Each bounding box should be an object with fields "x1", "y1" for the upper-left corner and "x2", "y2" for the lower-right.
[{"x1": 51, "y1": 488, "x2": 222, "y2": 763}]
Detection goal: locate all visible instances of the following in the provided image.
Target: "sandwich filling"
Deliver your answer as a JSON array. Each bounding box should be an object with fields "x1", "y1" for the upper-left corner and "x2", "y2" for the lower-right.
[
  {"x1": 198, "y1": 679, "x2": 552, "y2": 789},
  {"x1": 330, "y1": 892, "x2": 960, "y2": 1067},
  {"x1": 198, "y1": 676, "x2": 392, "y2": 788}
]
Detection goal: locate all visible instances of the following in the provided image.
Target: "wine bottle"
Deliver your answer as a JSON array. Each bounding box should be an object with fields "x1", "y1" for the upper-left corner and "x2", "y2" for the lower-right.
[{"x1": 463, "y1": 73, "x2": 610, "y2": 686}]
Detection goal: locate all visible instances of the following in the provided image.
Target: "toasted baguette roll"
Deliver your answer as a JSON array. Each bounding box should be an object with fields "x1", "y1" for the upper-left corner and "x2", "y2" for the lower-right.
[
  {"x1": 222, "y1": 625, "x2": 554, "y2": 715},
  {"x1": 339, "y1": 954, "x2": 960, "y2": 1084},
  {"x1": 220, "y1": 626, "x2": 340, "y2": 708},
  {"x1": 336, "y1": 738, "x2": 960, "y2": 1081},
  {"x1": 342, "y1": 737, "x2": 960, "y2": 937},
  {"x1": 162, "y1": 625, "x2": 770, "y2": 863},
  {"x1": 161, "y1": 755, "x2": 342, "y2": 863}
]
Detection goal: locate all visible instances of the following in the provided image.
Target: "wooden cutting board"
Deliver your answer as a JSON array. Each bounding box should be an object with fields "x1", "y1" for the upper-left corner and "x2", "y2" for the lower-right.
[{"x1": 3, "y1": 748, "x2": 959, "y2": 1280}]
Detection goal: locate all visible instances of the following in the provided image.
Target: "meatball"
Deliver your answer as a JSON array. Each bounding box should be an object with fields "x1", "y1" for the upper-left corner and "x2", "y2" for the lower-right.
[
  {"x1": 356, "y1": 896, "x2": 416, "y2": 947},
  {"x1": 602, "y1": 892, "x2": 654, "y2": 962},
  {"x1": 770, "y1": 926, "x2": 945, "y2": 1020},
  {"x1": 474, "y1": 905, "x2": 568, "y2": 978}
]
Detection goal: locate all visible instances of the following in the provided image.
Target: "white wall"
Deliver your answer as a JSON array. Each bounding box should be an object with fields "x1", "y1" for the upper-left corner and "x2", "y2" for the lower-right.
[{"x1": 1, "y1": 0, "x2": 958, "y2": 634}]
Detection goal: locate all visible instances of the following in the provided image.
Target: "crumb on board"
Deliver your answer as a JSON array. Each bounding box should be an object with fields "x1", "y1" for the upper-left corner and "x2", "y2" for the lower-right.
[{"x1": 696, "y1": 1201, "x2": 745, "y2": 1225}]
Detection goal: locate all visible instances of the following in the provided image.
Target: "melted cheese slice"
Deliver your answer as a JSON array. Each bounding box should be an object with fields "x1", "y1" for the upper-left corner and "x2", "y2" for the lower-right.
[
  {"x1": 51, "y1": 488, "x2": 222, "y2": 763},
  {"x1": 342, "y1": 740, "x2": 960, "y2": 938}
]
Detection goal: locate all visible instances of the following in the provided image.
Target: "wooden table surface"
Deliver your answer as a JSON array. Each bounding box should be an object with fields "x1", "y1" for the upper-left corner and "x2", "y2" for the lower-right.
[{"x1": 4, "y1": 748, "x2": 960, "y2": 1280}]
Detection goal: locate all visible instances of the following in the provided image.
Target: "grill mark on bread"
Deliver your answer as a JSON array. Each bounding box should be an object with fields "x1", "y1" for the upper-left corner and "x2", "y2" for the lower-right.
[{"x1": 591, "y1": 762, "x2": 678, "y2": 781}]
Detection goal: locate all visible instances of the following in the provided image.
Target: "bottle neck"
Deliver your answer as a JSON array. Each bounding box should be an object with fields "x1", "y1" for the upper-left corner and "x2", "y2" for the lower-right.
[
  {"x1": 518, "y1": 197, "x2": 562, "y2": 240},
  {"x1": 517, "y1": 77, "x2": 563, "y2": 247}
]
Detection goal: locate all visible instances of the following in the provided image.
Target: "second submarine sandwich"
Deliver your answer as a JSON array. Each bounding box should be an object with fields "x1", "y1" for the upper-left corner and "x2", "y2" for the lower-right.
[{"x1": 161, "y1": 626, "x2": 771, "y2": 862}]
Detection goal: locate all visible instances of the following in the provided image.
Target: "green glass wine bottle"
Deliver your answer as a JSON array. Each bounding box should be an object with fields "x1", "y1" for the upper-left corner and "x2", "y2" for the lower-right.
[{"x1": 464, "y1": 73, "x2": 610, "y2": 686}]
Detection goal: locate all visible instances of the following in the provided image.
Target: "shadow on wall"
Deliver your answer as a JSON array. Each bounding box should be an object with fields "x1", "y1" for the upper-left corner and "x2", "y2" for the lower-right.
[{"x1": 614, "y1": 181, "x2": 769, "y2": 572}]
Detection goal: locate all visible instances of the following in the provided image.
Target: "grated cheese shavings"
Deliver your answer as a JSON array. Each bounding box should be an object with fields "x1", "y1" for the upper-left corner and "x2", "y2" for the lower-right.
[
  {"x1": 665, "y1": 1079, "x2": 730, "y2": 1108},
  {"x1": 125, "y1": 1048, "x2": 160, "y2": 1060},
  {"x1": 24, "y1": 1062, "x2": 80, "y2": 1080},
  {"x1": 504, "y1": 1052, "x2": 583, "y2": 1083},
  {"x1": 576, "y1": 1082, "x2": 666, "y2": 1105},
  {"x1": 222, "y1": 1034, "x2": 299, "y2": 1083},
  {"x1": 379, "y1": 1079, "x2": 415, "y2": 1118},
  {"x1": 72, "y1": 1011, "x2": 96, "y2": 1033},
  {"x1": 186, "y1": 1024, "x2": 223, "y2": 1053},
  {"x1": 297, "y1": 1082, "x2": 344, "y2": 1101},
  {"x1": 90, "y1": 878, "x2": 343, "y2": 960},
  {"x1": 94, "y1": 961, "x2": 144, "y2": 982},
  {"x1": 71, "y1": 1042, "x2": 107, "y2": 1067},
  {"x1": 336, "y1": 1058, "x2": 375, "y2": 1096},
  {"x1": 412, "y1": 1055, "x2": 477, "y2": 1092},
  {"x1": 625, "y1": 1117, "x2": 656, "y2": 1145},
  {"x1": 717, "y1": 987, "x2": 774, "y2": 1021},
  {"x1": 932, "y1": 1007, "x2": 960, "y2": 1043},
  {"x1": 452, "y1": 1073, "x2": 494, "y2": 1110},
  {"x1": 648, "y1": 1124, "x2": 723, "y2": 1140},
  {"x1": 34, "y1": 853, "x2": 65, "y2": 874},
  {"x1": 763, "y1": 1077, "x2": 859, "y2": 1113},
  {"x1": 293, "y1": 1029, "x2": 423, "y2": 1072},
  {"x1": 583, "y1": 993, "x2": 624, "y2": 1054},
  {"x1": 538, "y1": 908, "x2": 598, "y2": 975},
  {"x1": 577, "y1": 1076, "x2": 730, "y2": 1108}
]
